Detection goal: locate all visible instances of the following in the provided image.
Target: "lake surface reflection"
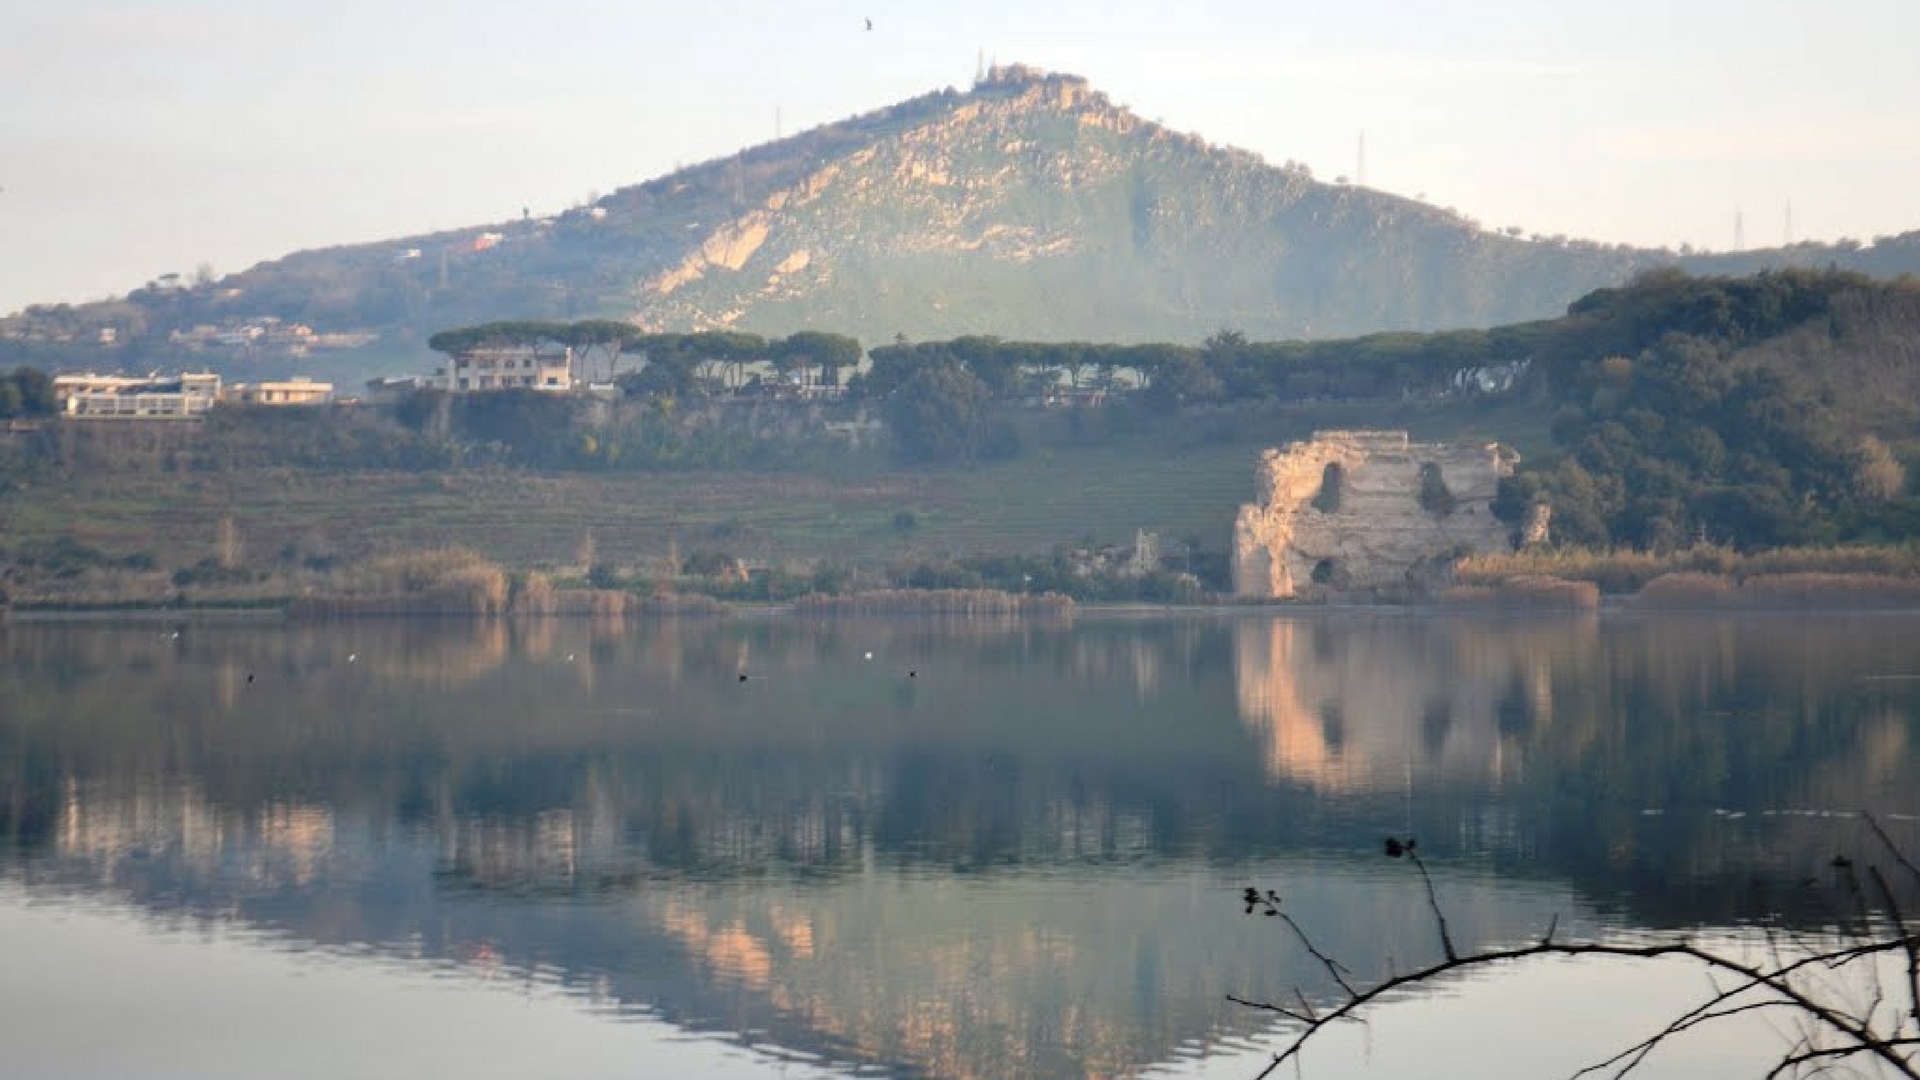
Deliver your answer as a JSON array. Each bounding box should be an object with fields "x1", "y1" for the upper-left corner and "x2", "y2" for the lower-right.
[{"x1": 2, "y1": 612, "x2": 1917, "y2": 1079}]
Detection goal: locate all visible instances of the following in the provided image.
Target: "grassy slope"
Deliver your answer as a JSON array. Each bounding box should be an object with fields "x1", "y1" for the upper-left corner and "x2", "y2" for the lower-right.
[{"x1": 0, "y1": 399, "x2": 1547, "y2": 577}]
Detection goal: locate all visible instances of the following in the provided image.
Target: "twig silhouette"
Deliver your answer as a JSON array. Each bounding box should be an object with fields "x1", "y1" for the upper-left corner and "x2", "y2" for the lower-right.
[{"x1": 1235, "y1": 833, "x2": 1920, "y2": 1080}]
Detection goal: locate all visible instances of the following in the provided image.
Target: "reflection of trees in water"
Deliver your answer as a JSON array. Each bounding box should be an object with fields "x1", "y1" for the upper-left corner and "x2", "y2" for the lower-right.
[
  {"x1": 5, "y1": 616, "x2": 1920, "y2": 1079},
  {"x1": 4, "y1": 616, "x2": 1919, "y2": 892},
  {"x1": 0, "y1": 618, "x2": 1260, "y2": 872}
]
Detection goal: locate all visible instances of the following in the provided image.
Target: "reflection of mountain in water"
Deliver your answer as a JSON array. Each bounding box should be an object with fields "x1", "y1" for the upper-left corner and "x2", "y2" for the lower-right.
[
  {"x1": 20, "y1": 773, "x2": 1589, "y2": 1080},
  {"x1": 3, "y1": 616, "x2": 1919, "y2": 1079}
]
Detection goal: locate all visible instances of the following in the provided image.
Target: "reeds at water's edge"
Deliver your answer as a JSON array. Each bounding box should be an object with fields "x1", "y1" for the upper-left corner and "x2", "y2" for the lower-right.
[
  {"x1": 793, "y1": 589, "x2": 1074, "y2": 619},
  {"x1": 186, "y1": 549, "x2": 1069, "y2": 620},
  {"x1": 1436, "y1": 575, "x2": 1600, "y2": 611},
  {"x1": 35, "y1": 541, "x2": 1920, "y2": 617},
  {"x1": 1626, "y1": 571, "x2": 1920, "y2": 610},
  {"x1": 286, "y1": 549, "x2": 725, "y2": 619},
  {"x1": 1456, "y1": 543, "x2": 1920, "y2": 594},
  {"x1": 1446, "y1": 544, "x2": 1920, "y2": 609}
]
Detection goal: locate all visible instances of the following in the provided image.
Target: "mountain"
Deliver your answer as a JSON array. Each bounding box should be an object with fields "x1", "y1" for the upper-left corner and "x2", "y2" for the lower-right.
[{"x1": 8, "y1": 64, "x2": 1920, "y2": 381}]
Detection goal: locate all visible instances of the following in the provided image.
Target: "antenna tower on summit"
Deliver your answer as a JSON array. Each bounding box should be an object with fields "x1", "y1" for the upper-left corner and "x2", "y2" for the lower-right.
[
  {"x1": 1357, "y1": 131, "x2": 1367, "y2": 187},
  {"x1": 976, "y1": 49, "x2": 986, "y2": 85},
  {"x1": 1734, "y1": 207, "x2": 1744, "y2": 251}
]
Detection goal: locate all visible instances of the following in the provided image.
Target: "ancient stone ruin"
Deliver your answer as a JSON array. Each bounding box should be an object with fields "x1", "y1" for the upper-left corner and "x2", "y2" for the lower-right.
[{"x1": 1232, "y1": 430, "x2": 1521, "y2": 600}]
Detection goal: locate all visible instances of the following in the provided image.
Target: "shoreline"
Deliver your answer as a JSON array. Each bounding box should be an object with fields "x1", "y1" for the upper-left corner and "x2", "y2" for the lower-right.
[
  {"x1": 12, "y1": 567, "x2": 1920, "y2": 622},
  {"x1": 5, "y1": 606, "x2": 287, "y2": 623},
  {"x1": 14, "y1": 595, "x2": 1920, "y2": 623}
]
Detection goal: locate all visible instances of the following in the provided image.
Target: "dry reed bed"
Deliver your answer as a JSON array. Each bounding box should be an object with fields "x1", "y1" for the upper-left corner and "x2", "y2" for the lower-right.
[
  {"x1": 1436, "y1": 575, "x2": 1600, "y2": 612},
  {"x1": 1628, "y1": 571, "x2": 1920, "y2": 610},
  {"x1": 290, "y1": 548, "x2": 508, "y2": 618},
  {"x1": 1457, "y1": 544, "x2": 1920, "y2": 594},
  {"x1": 292, "y1": 585, "x2": 726, "y2": 619},
  {"x1": 793, "y1": 588, "x2": 1075, "y2": 619},
  {"x1": 510, "y1": 571, "x2": 725, "y2": 617},
  {"x1": 289, "y1": 549, "x2": 726, "y2": 619}
]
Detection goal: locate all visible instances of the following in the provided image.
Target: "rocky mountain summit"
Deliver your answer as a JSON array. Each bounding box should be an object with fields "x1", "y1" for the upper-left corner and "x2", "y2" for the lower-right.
[{"x1": 9, "y1": 64, "x2": 1920, "y2": 378}]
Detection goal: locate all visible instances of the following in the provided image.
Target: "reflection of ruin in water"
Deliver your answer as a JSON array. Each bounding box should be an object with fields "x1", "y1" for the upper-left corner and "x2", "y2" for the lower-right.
[{"x1": 1232, "y1": 615, "x2": 1592, "y2": 792}]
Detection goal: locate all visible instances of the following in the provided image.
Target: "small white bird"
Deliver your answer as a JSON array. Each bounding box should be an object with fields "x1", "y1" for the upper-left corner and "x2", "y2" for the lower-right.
[
  {"x1": 864, "y1": 651, "x2": 873, "y2": 660},
  {"x1": 347, "y1": 653, "x2": 357, "y2": 663}
]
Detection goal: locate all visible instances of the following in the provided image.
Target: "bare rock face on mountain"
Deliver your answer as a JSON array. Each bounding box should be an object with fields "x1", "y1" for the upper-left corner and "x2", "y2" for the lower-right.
[
  {"x1": 1231, "y1": 430, "x2": 1518, "y2": 600},
  {"x1": 631, "y1": 64, "x2": 1621, "y2": 344}
]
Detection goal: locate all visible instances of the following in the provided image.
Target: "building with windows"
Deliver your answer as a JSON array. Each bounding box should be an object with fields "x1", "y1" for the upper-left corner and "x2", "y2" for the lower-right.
[
  {"x1": 437, "y1": 345, "x2": 573, "y2": 392},
  {"x1": 55, "y1": 372, "x2": 222, "y2": 419},
  {"x1": 228, "y1": 377, "x2": 334, "y2": 405}
]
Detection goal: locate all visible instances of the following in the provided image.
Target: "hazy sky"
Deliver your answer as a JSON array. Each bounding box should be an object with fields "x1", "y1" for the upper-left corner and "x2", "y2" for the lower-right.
[{"x1": 4, "y1": 0, "x2": 1918, "y2": 315}]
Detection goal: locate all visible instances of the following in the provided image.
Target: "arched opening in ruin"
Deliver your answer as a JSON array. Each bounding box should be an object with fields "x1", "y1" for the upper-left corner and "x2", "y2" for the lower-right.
[
  {"x1": 1311, "y1": 558, "x2": 1337, "y2": 585},
  {"x1": 1311, "y1": 462, "x2": 1344, "y2": 513},
  {"x1": 1417, "y1": 461, "x2": 1456, "y2": 515}
]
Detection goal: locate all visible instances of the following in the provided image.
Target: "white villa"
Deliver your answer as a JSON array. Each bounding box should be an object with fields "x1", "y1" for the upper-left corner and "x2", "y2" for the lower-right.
[{"x1": 437, "y1": 345, "x2": 573, "y2": 392}]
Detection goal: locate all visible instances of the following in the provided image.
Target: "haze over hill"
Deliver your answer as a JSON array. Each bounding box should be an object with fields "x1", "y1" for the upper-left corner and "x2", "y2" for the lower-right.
[{"x1": 7, "y1": 65, "x2": 1920, "y2": 381}]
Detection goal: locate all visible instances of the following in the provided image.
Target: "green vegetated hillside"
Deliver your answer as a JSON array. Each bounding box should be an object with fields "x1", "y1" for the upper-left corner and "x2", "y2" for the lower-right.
[
  {"x1": 3, "y1": 269, "x2": 1917, "y2": 608},
  {"x1": 1512, "y1": 269, "x2": 1920, "y2": 549},
  {"x1": 7, "y1": 66, "x2": 1920, "y2": 386}
]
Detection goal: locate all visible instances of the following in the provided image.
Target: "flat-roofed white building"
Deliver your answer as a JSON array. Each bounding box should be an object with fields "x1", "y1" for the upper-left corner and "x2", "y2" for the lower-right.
[
  {"x1": 228, "y1": 377, "x2": 334, "y2": 405},
  {"x1": 56, "y1": 372, "x2": 222, "y2": 419},
  {"x1": 437, "y1": 345, "x2": 573, "y2": 392}
]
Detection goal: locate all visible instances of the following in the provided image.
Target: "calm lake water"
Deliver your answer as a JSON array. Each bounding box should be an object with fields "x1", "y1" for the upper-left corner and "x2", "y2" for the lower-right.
[{"x1": 2, "y1": 612, "x2": 1917, "y2": 1080}]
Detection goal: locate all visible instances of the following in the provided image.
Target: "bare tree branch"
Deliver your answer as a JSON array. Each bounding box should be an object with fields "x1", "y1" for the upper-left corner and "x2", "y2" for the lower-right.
[
  {"x1": 1235, "y1": 935, "x2": 1920, "y2": 1079},
  {"x1": 1245, "y1": 888, "x2": 1359, "y2": 998},
  {"x1": 1226, "y1": 993, "x2": 1312, "y2": 1024},
  {"x1": 1866, "y1": 815, "x2": 1920, "y2": 891},
  {"x1": 1235, "y1": 838, "x2": 1920, "y2": 1080},
  {"x1": 1867, "y1": 865, "x2": 1920, "y2": 1024},
  {"x1": 1767, "y1": 1038, "x2": 1920, "y2": 1080},
  {"x1": 1572, "y1": 999, "x2": 1809, "y2": 1080},
  {"x1": 1404, "y1": 846, "x2": 1457, "y2": 962}
]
